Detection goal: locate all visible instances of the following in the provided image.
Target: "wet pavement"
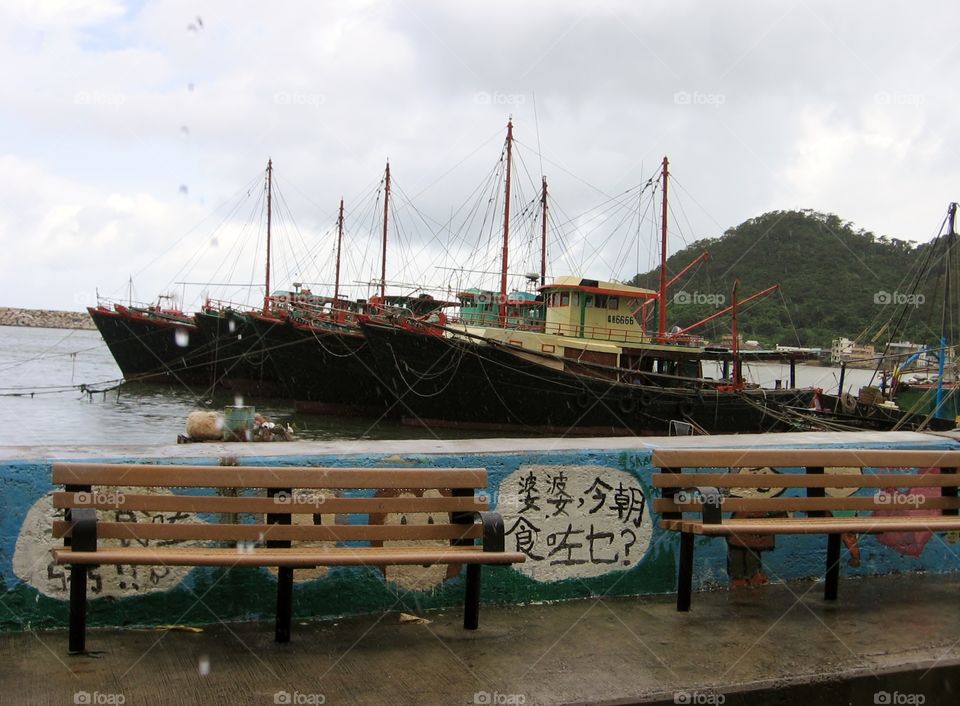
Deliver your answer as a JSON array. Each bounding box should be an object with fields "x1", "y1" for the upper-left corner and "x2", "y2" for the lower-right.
[{"x1": 2, "y1": 572, "x2": 958, "y2": 705}]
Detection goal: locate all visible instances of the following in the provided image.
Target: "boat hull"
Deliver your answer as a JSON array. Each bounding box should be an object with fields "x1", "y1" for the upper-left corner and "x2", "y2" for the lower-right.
[
  {"x1": 87, "y1": 306, "x2": 210, "y2": 385},
  {"x1": 360, "y1": 320, "x2": 816, "y2": 435},
  {"x1": 249, "y1": 315, "x2": 394, "y2": 415},
  {"x1": 192, "y1": 310, "x2": 286, "y2": 396}
]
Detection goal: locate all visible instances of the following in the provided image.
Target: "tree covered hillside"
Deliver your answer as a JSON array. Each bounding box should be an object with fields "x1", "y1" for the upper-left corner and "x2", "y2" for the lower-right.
[{"x1": 631, "y1": 210, "x2": 944, "y2": 348}]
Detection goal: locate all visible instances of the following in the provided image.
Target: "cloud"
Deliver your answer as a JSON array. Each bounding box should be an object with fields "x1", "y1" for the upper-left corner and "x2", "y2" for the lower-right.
[{"x1": 2, "y1": 1, "x2": 960, "y2": 310}]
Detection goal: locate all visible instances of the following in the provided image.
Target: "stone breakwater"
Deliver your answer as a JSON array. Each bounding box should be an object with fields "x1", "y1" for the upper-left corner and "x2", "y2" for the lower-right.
[{"x1": 0, "y1": 307, "x2": 96, "y2": 330}]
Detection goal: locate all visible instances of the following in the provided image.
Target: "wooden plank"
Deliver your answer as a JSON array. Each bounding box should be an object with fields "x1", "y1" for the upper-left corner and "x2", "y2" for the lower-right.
[
  {"x1": 53, "y1": 545, "x2": 527, "y2": 567},
  {"x1": 652, "y1": 448, "x2": 960, "y2": 469},
  {"x1": 669, "y1": 515, "x2": 960, "y2": 535},
  {"x1": 52, "y1": 520, "x2": 483, "y2": 543},
  {"x1": 652, "y1": 473, "x2": 960, "y2": 489},
  {"x1": 52, "y1": 492, "x2": 488, "y2": 514},
  {"x1": 52, "y1": 463, "x2": 487, "y2": 489},
  {"x1": 653, "y1": 496, "x2": 960, "y2": 513}
]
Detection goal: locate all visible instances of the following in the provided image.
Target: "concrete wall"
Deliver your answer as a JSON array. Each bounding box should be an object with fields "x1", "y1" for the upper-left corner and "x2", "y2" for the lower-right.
[{"x1": 2, "y1": 431, "x2": 959, "y2": 632}]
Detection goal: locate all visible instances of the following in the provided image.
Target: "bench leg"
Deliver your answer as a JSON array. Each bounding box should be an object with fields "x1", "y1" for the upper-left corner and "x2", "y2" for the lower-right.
[
  {"x1": 275, "y1": 567, "x2": 294, "y2": 643},
  {"x1": 677, "y1": 532, "x2": 694, "y2": 612},
  {"x1": 464, "y1": 564, "x2": 481, "y2": 630},
  {"x1": 68, "y1": 565, "x2": 87, "y2": 654},
  {"x1": 825, "y1": 533, "x2": 841, "y2": 601}
]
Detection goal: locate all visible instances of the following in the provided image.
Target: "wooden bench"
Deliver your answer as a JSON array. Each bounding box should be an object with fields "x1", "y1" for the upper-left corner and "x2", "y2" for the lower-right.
[
  {"x1": 653, "y1": 448, "x2": 960, "y2": 611},
  {"x1": 52, "y1": 463, "x2": 525, "y2": 653}
]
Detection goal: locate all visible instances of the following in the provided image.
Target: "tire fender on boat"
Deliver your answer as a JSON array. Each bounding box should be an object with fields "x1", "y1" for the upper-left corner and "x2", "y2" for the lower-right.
[{"x1": 618, "y1": 396, "x2": 638, "y2": 414}]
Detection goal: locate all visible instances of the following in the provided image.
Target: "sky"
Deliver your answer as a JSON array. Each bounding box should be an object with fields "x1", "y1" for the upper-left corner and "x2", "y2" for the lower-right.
[{"x1": 1, "y1": 0, "x2": 958, "y2": 312}]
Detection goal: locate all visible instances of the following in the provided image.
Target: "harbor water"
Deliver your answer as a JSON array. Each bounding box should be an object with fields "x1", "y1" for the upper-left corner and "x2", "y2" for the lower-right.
[{"x1": 0, "y1": 324, "x2": 881, "y2": 446}]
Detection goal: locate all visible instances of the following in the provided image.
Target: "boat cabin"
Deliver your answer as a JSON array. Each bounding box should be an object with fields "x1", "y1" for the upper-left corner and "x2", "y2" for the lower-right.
[
  {"x1": 458, "y1": 289, "x2": 544, "y2": 329},
  {"x1": 540, "y1": 276, "x2": 657, "y2": 343}
]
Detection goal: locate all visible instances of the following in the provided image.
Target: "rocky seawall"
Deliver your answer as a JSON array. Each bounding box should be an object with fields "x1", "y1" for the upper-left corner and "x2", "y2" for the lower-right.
[{"x1": 0, "y1": 307, "x2": 96, "y2": 330}]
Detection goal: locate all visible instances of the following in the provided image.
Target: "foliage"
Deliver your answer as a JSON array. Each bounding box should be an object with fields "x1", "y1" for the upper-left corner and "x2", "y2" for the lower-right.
[{"x1": 631, "y1": 210, "x2": 946, "y2": 348}]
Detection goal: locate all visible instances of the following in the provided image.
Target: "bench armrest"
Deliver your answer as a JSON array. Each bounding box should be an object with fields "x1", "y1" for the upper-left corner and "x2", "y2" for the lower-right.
[
  {"x1": 67, "y1": 508, "x2": 98, "y2": 552},
  {"x1": 675, "y1": 486, "x2": 723, "y2": 525},
  {"x1": 452, "y1": 511, "x2": 506, "y2": 553}
]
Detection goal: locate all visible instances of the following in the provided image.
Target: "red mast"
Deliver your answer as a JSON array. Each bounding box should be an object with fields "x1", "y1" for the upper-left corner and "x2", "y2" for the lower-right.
[
  {"x1": 657, "y1": 156, "x2": 669, "y2": 341},
  {"x1": 540, "y1": 175, "x2": 548, "y2": 286},
  {"x1": 263, "y1": 158, "x2": 273, "y2": 314},
  {"x1": 334, "y1": 197, "x2": 344, "y2": 302},
  {"x1": 381, "y1": 161, "x2": 390, "y2": 300},
  {"x1": 499, "y1": 119, "x2": 514, "y2": 326}
]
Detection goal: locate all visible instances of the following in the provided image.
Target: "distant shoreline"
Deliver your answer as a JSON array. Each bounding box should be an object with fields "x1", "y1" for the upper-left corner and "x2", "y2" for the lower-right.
[{"x1": 0, "y1": 307, "x2": 95, "y2": 330}]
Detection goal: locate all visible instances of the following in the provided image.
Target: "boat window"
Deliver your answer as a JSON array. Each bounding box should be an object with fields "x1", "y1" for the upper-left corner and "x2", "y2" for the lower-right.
[
  {"x1": 585, "y1": 295, "x2": 594, "y2": 308},
  {"x1": 560, "y1": 293, "x2": 569, "y2": 306},
  {"x1": 595, "y1": 294, "x2": 607, "y2": 308},
  {"x1": 571, "y1": 293, "x2": 579, "y2": 306},
  {"x1": 608, "y1": 297, "x2": 619, "y2": 310}
]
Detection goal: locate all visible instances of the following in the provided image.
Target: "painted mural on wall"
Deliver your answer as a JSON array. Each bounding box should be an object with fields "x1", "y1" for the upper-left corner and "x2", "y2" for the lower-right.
[
  {"x1": 497, "y1": 464, "x2": 653, "y2": 581},
  {"x1": 265, "y1": 489, "x2": 334, "y2": 583},
  {"x1": 378, "y1": 489, "x2": 460, "y2": 591},
  {"x1": 13, "y1": 488, "x2": 198, "y2": 599}
]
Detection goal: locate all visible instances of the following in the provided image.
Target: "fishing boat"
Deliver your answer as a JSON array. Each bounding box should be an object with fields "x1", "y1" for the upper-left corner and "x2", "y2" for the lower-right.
[
  {"x1": 89, "y1": 160, "x2": 288, "y2": 395},
  {"x1": 248, "y1": 164, "x2": 458, "y2": 414},
  {"x1": 86, "y1": 299, "x2": 209, "y2": 385},
  {"x1": 357, "y1": 133, "x2": 822, "y2": 435}
]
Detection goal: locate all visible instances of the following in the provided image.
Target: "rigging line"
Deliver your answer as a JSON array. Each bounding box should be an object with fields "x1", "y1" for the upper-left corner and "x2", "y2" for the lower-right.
[
  {"x1": 273, "y1": 177, "x2": 330, "y2": 287},
  {"x1": 668, "y1": 174, "x2": 727, "y2": 234},
  {"x1": 119, "y1": 171, "x2": 262, "y2": 297},
  {"x1": 406, "y1": 126, "x2": 506, "y2": 202},
  {"x1": 777, "y1": 288, "x2": 804, "y2": 348}
]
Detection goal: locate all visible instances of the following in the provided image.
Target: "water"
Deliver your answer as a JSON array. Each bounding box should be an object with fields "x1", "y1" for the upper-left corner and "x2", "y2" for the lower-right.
[
  {"x1": 0, "y1": 325, "x2": 509, "y2": 446},
  {"x1": 0, "y1": 325, "x2": 882, "y2": 446}
]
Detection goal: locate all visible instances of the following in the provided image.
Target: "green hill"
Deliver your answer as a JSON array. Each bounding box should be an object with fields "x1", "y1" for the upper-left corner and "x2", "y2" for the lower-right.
[{"x1": 631, "y1": 209, "x2": 945, "y2": 348}]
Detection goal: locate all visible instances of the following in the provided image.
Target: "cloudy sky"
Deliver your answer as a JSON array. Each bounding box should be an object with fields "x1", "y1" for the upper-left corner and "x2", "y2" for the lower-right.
[{"x1": 2, "y1": 0, "x2": 957, "y2": 311}]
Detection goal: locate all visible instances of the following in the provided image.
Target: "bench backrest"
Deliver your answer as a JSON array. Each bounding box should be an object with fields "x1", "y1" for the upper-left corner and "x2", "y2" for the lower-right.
[
  {"x1": 52, "y1": 463, "x2": 488, "y2": 547},
  {"x1": 652, "y1": 448, "x2": 960, "y2": 517}
]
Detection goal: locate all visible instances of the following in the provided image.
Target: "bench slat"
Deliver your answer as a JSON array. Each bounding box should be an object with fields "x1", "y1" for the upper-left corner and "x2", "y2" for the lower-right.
[
  {"x1": 661, "y1": 515, "x2": 960, "y2": 535},
  {"x1": 52, "y1": 520, "x2": 483, "y2": 543},
  {"x1": 652, "y1": 473, "x2": 960, "y2": 489},
  {"x1": 53, "y1": 545, "x2": 527, "y2": 567},
  {"x1": 652, "y1": 448, "x2": 960, "y2": 469},
  {"x1": 52, "y1": 463, "x2": 487, "y2": 489},
  {"x1": 653, "y1": 496, "x2": 960, "y2": 513},
  {"x1": 52, "y1": 492, "x2": 488, "y2": 514}
]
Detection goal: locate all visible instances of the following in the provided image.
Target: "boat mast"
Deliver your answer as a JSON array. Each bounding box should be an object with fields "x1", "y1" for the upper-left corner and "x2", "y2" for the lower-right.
[
  {"x1": 540, "y1": 175, "x2": 548, "y2": 287},
  {"x1": 334, "y1": 197, "x2": 344, "y2": 302},
  {"x1": 657, "y1": 156, "x2": 669, "y2": 341},
  {"x1": 731, "y1": 279, "x2": 742, "y2": 388},
  {"x1": 499, "y1": 119, "x2": 514, "y2": 326},
  {"x1": 936, "y1": 202, "x2": 958, "y2": 415},
  {"x1": 381, "y1": 161, "x2": 390, "y2": 300},
  {"x1": 263, "y1": 158, "x2": 273, "y2": 314}
]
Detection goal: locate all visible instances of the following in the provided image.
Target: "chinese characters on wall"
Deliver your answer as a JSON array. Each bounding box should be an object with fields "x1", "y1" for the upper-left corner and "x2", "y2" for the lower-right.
[{"x1": 498, "y1": 465, "x2": 652, "y2": 581}]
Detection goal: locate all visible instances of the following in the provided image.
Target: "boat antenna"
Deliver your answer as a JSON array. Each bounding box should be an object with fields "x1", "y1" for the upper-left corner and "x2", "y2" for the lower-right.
[
  {"x1": 381, "y1": 161, "x2": 390, "y2": 300},
  {"x1": 499, "y1": 118, "x2": 514, "y2": 326},
  {"x1": 540, "y1": 175, "x2": 548, "y2": 287},
  {"x1": 657, "y1": 156, "x2": 669, "y2": 342},
  {"x1": 263, "y1": 158, "x2": 273, "y2": 314},
  {"x1": 335, "y1": 197, "x2": 344, "y2": 302}
]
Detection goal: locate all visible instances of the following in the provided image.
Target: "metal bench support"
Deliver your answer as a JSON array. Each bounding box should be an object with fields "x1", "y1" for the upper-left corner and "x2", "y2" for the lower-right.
[
  {"x1": 275, "y1": 567, "x2": 294, "y2": 643},
  {"x1": 464, "y1": 564, "x2": 481, "y2": 629},
  {"x1": 825, "y1": 533, "x2": 841, "y2": 601},
  {"x1": 677, "y1": 532, "x2": 694, "y2": 612}
]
